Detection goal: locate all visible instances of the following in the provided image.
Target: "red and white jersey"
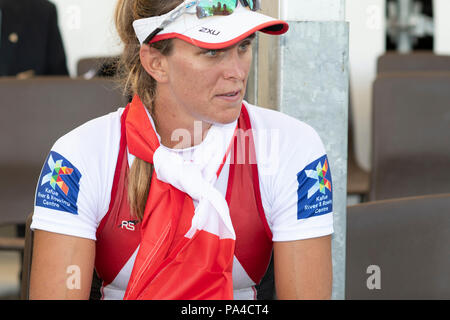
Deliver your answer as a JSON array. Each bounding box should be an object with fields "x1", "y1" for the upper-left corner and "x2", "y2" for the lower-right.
[{"x1": 32, "y1": 101, "x2": 334, "y2": 300}]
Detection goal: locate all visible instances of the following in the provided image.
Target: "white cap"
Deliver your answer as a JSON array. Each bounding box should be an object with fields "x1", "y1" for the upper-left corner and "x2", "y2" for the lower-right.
[{"x1": 133, "y1": 1, "x2": 289, "y2": 49}]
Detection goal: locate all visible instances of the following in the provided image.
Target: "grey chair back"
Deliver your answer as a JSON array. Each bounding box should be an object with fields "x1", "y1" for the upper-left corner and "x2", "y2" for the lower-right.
[
  {"x1": 346, "y1": 193, "x2": 450, "y2": 299},
  {"x1": 370, "y1": 72, "x2": 450, "y2": 201},
  {"x1": 0, "y1": 77, "x2": 127, "y2": 225},
  {"x1": 20, "y1": 212, "x2": 34, "y2": 300},
  {"x1": 377, "y1": 52, "x2": 450, "y2": 74}
]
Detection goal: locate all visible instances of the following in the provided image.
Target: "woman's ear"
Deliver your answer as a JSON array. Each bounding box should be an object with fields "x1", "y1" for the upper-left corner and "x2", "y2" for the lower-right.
[{"x1": 140, "y1": 45, "x2": 169, "y2": 83}]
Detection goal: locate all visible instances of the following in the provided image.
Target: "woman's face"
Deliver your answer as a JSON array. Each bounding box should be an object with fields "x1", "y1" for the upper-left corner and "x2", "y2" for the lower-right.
[{"x1": 159, "y1": 35, "x2": 254, "y2": 126}]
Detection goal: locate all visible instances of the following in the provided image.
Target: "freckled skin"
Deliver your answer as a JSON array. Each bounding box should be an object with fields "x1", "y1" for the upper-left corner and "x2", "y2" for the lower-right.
[{"x1": 150, "y1": 37, "x2": 254, "y2": 148}]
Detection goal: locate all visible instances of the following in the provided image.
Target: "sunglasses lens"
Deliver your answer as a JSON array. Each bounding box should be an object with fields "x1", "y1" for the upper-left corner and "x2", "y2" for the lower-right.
[
  {"x1": 240, "y1": 0, "x2": 260, "y2": 11},
  {"x1": 245, "y1": 0, "x2": 253, "y2": 10},
  {"x1": 197, "y1": 0, "x2": 237, "y2": 18}
]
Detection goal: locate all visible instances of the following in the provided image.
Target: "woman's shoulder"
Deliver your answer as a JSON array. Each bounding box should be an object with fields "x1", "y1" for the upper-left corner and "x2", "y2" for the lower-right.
[
  {"x1": 244, "y1": 102, "x2": 323, "y2": 152},
  {"x1": 244, "y1": 101, "x2": 328, "y2": 192},
  {"x1": 244, "y1": 104, "x2": 334, "y2": 242},
  {"x1": 52, "y1": 108, "x2": 125, "y2": 161},
  {"x1": 32, "y1": 108, "x2": 126, "y2": 240}
]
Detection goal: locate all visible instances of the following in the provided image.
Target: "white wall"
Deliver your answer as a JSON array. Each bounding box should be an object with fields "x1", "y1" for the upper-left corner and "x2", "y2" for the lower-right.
[
  {"x1": 49, "y1": 0, "x2": 121, "y2": 77},
  {"x1": 345, "y1": 0, "x2": 385, "y2": 171},
  {"x1": 280, "y1": 0, "x2": 346, "y2": 21},
  {"x1": 434, "y1": 0, "x2": 450, "y2": 54}
]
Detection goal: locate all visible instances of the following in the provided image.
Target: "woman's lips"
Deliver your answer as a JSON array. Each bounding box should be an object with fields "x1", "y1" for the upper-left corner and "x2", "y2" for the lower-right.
[{"x1": 215, "y1": 90, "x2": 242, "y2": 102}]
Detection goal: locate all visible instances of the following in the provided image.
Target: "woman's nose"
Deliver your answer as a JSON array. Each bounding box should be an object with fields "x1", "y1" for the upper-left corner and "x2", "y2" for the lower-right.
[{"x1": 222, "y1": 50, "x2": 248, "y2": 81}]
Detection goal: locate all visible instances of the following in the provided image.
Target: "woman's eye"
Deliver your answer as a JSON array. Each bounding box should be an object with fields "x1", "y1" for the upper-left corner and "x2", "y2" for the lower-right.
[
  {"x1": 239, "y1": 41, "x2": 252, "y2": 52},
  {"x1": 204, "y1": 49, "x2": 219, "y2": 57}
]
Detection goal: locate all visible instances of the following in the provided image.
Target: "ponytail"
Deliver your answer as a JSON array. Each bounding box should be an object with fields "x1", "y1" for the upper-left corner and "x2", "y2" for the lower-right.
[{"x1": 114, "y1": 0, "x2": 181, "y2": 219}]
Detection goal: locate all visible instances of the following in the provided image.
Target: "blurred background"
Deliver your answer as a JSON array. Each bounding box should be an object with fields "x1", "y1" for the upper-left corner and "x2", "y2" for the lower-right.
[{"x1": 0, "y1": 0, "x2": 449, "y2": 300}]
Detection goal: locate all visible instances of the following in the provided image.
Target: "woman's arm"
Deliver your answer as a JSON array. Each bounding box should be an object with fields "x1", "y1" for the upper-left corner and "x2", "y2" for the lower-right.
[
  {"x1": 273, "y1": 235, "x2": 332, "y2": 299},
  {"x1": 29, "y1": 230, "x2": 95, "y2": 300}
]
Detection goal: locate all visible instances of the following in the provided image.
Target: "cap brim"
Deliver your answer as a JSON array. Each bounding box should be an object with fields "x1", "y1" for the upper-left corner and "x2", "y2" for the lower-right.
[{"x1": 134, "y1": 6, "x2": 289, "y2": 50}]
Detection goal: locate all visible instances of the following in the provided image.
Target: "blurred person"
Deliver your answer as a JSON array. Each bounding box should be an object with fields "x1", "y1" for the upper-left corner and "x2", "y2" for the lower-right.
[
  {"x1": 0, "y1": 0, "x2": 68, "y2": 77},
  {"x1": 29, "y1": 0, "x2": 333, "y2": 300}
]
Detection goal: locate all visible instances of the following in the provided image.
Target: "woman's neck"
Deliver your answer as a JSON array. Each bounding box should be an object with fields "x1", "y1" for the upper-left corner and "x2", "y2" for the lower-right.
[{"x1": 150, "y1": 100, "x2": 212, "y2": 150}]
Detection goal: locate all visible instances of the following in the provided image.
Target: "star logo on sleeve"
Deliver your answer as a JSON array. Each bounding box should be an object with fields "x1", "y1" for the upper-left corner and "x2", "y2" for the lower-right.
[
  {"x1": 41, "y1": 155, "x2": 74, "y2": 195},
  {"x1": 297, "y1": 155, "x2": 333, "y2": 220},
  {"x1": 35, "y1": 151, "x2": 81, "y2": 215},
  {"x1": 304, "y1": 159, "x2": 332, "y2": 199}
]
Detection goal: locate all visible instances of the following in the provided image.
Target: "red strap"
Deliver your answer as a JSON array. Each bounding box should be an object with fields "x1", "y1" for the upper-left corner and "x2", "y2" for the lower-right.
[
  {"x1": 95, "y1": 106, "x2": 144, "y2": 287},
  {"x1": 96, "y1": 107, "x2": 129, "y2": 237},
  {"x1": 226, "y1": 105, "x2": 273, "y2": 284}
]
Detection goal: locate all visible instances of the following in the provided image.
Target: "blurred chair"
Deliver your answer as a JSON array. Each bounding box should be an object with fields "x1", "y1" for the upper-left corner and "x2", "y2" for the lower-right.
[
  {"x1": 0, "y1": 236, "x2": 24, "y2": 251},
  {"x1": 77, "y1": 56, "x2": 119, "y2": 79},
  {"x1": 370, "y1": 72, "x2": 450, "y2": 201},
  {"x1": 0, "y1": 77, "x2": 127, "y2": 229},
  {"x1": 20, "y1": 213, "x2": 33, "y2": 300},
  {"x1": 377, "y1": 52, "x2": 450, "y2": 74},
  {"x1": 346, "y1": 193, "x2": 450, "y2": 299}
]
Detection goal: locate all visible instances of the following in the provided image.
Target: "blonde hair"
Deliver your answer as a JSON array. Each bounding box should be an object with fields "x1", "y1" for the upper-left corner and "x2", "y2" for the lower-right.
[{"x1": 114, "y1": 0, "x2": 183, "y2": 219}]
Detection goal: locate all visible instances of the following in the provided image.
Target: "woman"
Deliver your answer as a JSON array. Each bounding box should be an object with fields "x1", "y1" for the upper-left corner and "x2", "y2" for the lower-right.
[{"x1": 30, "y1": 0, "x2": 333, "y2": 300}]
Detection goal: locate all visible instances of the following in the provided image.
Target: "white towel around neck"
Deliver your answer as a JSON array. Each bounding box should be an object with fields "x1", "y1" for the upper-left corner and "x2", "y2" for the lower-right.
[{"x1": 152, "y1": 122, "x2": 237, "y2": 240}]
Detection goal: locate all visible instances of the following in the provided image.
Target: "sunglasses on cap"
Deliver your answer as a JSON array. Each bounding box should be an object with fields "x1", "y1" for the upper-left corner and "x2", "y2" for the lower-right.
[{"x1": 143, "y1": 0, "x2": 261, "y2": 44}]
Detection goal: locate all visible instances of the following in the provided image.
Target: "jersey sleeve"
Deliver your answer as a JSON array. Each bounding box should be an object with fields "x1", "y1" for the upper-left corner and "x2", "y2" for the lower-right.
[
  {"x1": 32, "y1": 148, "x2": 97, "y2": 240},
  {"x1": 268, "y1": 121, "x2": 334, "y2": 242},
  {"x1": 31, "y1": 111, "x2": 122, "y2": 240}
]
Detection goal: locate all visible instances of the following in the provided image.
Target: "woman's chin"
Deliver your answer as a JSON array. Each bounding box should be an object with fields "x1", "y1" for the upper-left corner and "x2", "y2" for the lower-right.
[{"x1": 214, "y1": 106, "x2": 243, "y2": 125}]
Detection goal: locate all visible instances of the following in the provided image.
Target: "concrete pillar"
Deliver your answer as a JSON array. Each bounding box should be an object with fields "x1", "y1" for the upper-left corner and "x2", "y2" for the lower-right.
[{"x1": 251, "y1": 0, "x2": 349, "y2": 300}]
